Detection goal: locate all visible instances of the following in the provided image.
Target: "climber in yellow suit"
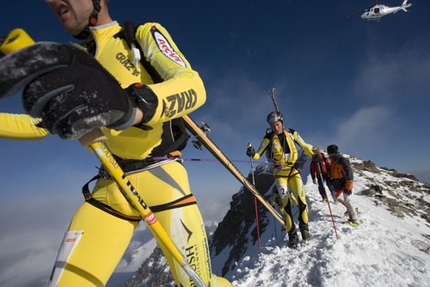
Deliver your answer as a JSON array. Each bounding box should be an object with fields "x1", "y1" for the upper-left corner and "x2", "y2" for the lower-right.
[
  {"x1": 247, "y1": 111, "x2": 315, "y2": 248},
  {"x1": 0, "y1": 0, "x2": 232, "y2": 286}
]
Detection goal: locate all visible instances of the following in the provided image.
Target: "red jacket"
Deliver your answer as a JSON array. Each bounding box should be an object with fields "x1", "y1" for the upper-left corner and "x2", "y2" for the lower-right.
[{"x1": 310, "y1": 153, "x2": 329, "y2": 179}]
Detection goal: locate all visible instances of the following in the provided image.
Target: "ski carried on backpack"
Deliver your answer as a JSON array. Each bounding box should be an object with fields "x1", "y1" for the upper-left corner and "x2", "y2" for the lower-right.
[
  {"x1": 267, "y1": 88, "x2": 280, "y2": 113},
  {"x1": 182, "y1": 115, "x2": 285, "y2": 227}
]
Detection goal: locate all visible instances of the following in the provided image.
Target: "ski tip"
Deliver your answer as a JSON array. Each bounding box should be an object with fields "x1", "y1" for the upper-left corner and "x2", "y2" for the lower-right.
[{"x1": 342, "y1": 220, "x2": 359, "y2": 227}]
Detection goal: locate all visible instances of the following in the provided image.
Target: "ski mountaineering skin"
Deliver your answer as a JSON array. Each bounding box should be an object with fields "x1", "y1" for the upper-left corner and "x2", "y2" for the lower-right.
[{"x1": 0, "y1": 0, "x2": 232, "y2": 286}]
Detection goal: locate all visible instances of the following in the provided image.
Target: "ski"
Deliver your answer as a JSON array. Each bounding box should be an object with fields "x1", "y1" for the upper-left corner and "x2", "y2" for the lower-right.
[
  {"x1": 342, "y1": 220, "x2": 359, "y2": 227},
  {"x1": 182, "y1": 115, "x2": 285, "y2": 227},
  {"x1": 267, "y1": 88, "x2": 280, "y2": 113}
]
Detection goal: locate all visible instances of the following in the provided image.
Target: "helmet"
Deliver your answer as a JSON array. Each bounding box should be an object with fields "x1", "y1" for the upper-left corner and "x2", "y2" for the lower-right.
[{"x1": 266, "y1": 111, "x2": 283, "y2": 123}]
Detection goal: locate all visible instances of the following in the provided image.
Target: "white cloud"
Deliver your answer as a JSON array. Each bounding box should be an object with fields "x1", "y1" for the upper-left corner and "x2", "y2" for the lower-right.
[
  {"x1": 354, "y1": 37, "x2": 430, "y2": 101},
  {"x1": 0, "y1": 193, "x2": 81, "y2": 287},
  {"x1": 333, "y1": 106, "x2": 395, "y2": 149}
]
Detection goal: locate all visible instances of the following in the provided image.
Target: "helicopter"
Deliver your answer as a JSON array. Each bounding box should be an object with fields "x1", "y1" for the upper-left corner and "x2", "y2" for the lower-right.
[{"x1": 348, "y1": 0, "x2": 412, "y2": 22}]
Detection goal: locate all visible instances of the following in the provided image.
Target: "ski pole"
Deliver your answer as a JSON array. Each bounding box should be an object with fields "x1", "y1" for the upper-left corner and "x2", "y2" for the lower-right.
[
  {"x1": 79, "y1": 129, "x2": 206, "y2": 287},
  {"x1": 316, "y1": 161, "x2": 339, "y2": 239},
  {"x1": 248, "y1": 143, "x2": 261, "y2": 254}
]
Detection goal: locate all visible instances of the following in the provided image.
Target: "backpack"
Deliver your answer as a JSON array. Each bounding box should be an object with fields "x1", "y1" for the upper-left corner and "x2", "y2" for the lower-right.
[
  {"x1": 265, "y1": 128, "x2": 299, "y2": 164},
  {"x1": 118, "y1": 20, "x2": 189, "y2": 156},
  {"x1": 318, "y1": 153, "x2": 328, "y2": 174}
]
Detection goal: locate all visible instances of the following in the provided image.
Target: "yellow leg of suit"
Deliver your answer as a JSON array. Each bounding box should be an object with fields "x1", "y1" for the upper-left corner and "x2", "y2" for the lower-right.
[
  {"x1": 288, "y1": 172, "x2": 309, "y2": 227},
  {"x1": 50, "y1": 161, "x2": 231, "y2": 287},
  {"x1": 275, "y1": 172, "x2": 309, "y2": 233}
]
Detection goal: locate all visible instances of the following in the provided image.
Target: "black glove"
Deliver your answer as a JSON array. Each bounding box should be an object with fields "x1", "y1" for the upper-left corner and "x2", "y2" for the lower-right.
[
  {"x1": 344, "y1": 189, "x2": 352, "y2": 195},
  {"x1": 246, "y1": 146, "x2": 255, "y2": 157},
  {"x1": 0, "y1": 42, "x2": 140, "y2": 139},
  {"x1": 312, "y1": 154, "x2": 321, "y2": 163}
]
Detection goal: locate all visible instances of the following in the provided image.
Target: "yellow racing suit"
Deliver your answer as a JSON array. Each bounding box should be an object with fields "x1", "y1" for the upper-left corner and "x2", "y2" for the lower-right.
[
  {"x1": 0, "y1": 21, "x2": 231, "y2": 287},
  {"x1": 252, "y1": 128, "x2": 314, "y2": 237}
]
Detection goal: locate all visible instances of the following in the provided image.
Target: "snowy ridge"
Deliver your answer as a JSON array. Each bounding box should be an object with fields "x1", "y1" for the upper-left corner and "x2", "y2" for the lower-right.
[
  {"x1": 110, "y1": 155, "x2": 430, "y2": 286},
  {"x1": 229, "y1": 172, "x2": 430, "y2": 286}
]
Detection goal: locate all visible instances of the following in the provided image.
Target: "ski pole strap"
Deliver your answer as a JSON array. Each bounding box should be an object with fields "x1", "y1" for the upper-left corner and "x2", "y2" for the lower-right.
[{"x1": 82, "y1": 175, "x2": 142, "y2": 222}]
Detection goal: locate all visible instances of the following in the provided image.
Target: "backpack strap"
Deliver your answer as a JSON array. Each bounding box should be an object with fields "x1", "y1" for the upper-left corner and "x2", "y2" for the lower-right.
[
  {"x1": 116, "y1": 20, "x2": 190, "y2": 155},
  {"x1": 122, "y1": 20, "x2": 164, "y2": 84},
  {"x1": 287, "y1": 128, "x2": 300, "y2": 146},
  {"x1": 264, "y1": 128, "x2": 273, "y2": 159}
]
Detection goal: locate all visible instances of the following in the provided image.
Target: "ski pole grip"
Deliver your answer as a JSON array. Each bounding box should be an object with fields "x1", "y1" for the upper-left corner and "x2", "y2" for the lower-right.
[
  {"x1": 79, "y1": 128, "x2": 108, "y2": 147},
  {"x1": 0, "y1": 28, "x2": 35, "y2": 55}
]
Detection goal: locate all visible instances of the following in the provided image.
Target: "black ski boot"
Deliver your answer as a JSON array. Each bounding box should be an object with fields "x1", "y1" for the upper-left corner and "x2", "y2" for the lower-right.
[
  {"x1": 288, "y1": 231, "x2": 299, "y2": 248},
  {"x1": 300, "y1": 224, "x2": 310, "y2": 241}
]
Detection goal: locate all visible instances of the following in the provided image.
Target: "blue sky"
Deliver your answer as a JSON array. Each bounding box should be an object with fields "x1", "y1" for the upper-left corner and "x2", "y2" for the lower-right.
[{"x1": 1, "y1": 0, "x2": 429, "y2": 228}]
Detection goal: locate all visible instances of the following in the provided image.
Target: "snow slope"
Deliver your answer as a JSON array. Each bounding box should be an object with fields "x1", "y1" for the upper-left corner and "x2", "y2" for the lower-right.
[
  {"x1": 228, "y1": 172, "x2": 430, "y2": 286},
  {"x1": 110, "y1": 156, "x2": 430, "y2": 287}
]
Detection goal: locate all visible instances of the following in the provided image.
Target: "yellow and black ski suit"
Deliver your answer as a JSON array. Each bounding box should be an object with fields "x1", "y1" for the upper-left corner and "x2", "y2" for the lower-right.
[
  {"x1": 0, "y1": 22, "x2": 231, "y2": 287},
  {"x1": 252, "y1": 128, "x2": 314, "y2": 236}
]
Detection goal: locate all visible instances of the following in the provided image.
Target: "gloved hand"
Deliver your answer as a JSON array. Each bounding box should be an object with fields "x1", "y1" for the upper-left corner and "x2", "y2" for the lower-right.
[
  {"x1": 246, "y1": 146, "x2": 255, "y2": 157},
  {"x1": 344, "y1": 189, "x2": 352, "y2": 195},
  {"x1": 0, "y1": 42, "x2": 154, "y2": 139},
  {"x1": 312, "y1": 154, "x2": 321, "y2": 163},
  {"x1": 312, "y1": 178, "x2": 317, "y2": 184}
]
